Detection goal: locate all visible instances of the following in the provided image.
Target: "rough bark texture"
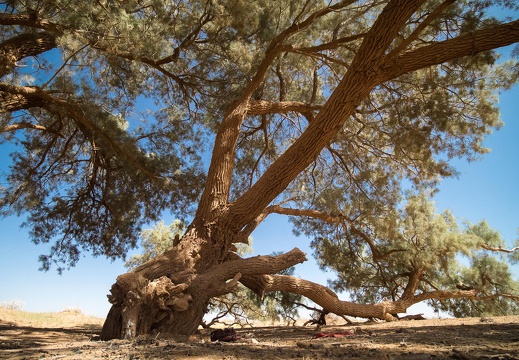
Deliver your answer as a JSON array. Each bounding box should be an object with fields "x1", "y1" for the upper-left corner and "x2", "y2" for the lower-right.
[
  {"x1": 0, "y1": 30, "x2": 58, "y2": 113},
  {"x1": 0, "y1": 32, "x2": 57, "y2": 77},
  {"x1": 240, "y1": 273, "x2": 507, "y2": 322},
  {"x1": 100, "y1": 247, "x2": 307, "y2": 340}
]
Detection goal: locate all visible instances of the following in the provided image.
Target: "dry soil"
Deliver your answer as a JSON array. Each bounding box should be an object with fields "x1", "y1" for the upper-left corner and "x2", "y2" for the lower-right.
[{"x1": 1, "y1": 309, "x2": 518, "y2": 359}]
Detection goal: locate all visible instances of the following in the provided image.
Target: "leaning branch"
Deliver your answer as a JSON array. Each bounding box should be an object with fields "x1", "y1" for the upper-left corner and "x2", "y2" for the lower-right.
[
  {"x1": 247, "y1": 100, "x2": 321, "y2": 117},
  {"x1": 242, "y1": 274, "x2": 519, "y2": 322},
  {"x1": 228, "y1": 0, "x2": 427, "y2": 229},
  {"x1": 241, "y1": 274, "x2": 399, "y2": 321},
  {"x1": 228, "y1": 16, "x2": 519, "y2": 231},
  {"x1": 196, "y1": 0, "x2": 358, "y2": 220},
  {"x1": 192, "y1": 248, "x2": 308, "y2": 297},
  {"x1": 480, "y1": 245, "x2": 519, "y2": 254},
  {"x1": 381, "y1": 19, "x2": 519, "y2": 81}
]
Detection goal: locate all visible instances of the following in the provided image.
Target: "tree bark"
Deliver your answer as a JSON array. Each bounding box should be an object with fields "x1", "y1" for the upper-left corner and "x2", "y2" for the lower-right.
[
  {"x1": 241, "y1": 274, "x2": 402, "y2": 321},
  {"x1": 227, "y1": 18, "x2": 519, "y2": 232},
  {"x1": 0, "y1": 32, "x2": 57, "y2": 77},
  {"x1": 381, "y1": 19, "x2": 519, "y2": 82},
  {"x1": 240, "y1": 273, "x2": 519, "y2": 322},
  {"x1": 100, "y1": 247, "x2": 307, "y2": 340}
]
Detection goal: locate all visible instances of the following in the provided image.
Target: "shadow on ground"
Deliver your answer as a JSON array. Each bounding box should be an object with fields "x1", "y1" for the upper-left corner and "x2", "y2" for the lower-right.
[{"x1": 1, "y1": 316, "x2": 518, "y2": 359}]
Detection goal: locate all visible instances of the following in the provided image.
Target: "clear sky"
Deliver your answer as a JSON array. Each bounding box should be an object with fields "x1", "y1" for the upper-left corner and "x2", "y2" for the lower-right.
[{"x1": 0, "y1": 46, "x2": 518, "y2": 320}]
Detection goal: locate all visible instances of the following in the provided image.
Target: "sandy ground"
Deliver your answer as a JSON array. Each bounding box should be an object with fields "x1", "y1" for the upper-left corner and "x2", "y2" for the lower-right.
[{"x1": 1, "y1": 311, "x2": 518, "y2": 359}]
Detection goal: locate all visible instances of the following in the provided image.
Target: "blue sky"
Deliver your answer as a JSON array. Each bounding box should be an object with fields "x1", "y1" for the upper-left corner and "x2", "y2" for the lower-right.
[{"x1": 1, "y1": 48, "x2": 518, "y2": 319}]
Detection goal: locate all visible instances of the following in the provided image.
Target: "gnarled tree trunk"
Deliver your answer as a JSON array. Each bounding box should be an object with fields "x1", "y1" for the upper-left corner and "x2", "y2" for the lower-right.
[
  {"x1": 100, "y1": 222, "x2": 308, "y2": 340},
  {"x1": 101, "y1": 229, "x2": 489, "y2": 340}
]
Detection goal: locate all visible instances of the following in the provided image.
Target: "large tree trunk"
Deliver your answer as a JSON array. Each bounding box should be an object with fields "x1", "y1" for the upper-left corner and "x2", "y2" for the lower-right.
[{"x1": 100, "y1": 223, "x2": 308, "y2": 340}]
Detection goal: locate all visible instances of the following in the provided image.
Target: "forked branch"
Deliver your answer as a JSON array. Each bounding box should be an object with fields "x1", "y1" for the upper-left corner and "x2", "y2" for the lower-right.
[{"x1": 197, "y1": 0, "x2": 359, "y2": 219}]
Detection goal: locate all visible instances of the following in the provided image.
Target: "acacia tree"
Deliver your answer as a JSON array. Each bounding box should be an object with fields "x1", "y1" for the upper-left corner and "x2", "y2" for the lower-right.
[{"x1": 1, "y1": 0, "x2": 519, "y2": 339}]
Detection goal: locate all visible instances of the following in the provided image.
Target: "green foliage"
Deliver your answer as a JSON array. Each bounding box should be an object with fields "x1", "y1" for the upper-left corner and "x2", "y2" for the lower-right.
[
  {"x1": 125, "y1": 220, "x2": 185, "y2": 270},
  {"x1": 0, "y1": 100, "x2": 204, "y2": 272},
  {"x1": 437, "y1": 221, "x2": 519, "y2": 316},
  {"x1": 301, "y1": 192, "x2": 518, "y2": 316},
  {"x1": 1, "y1": 0, "x2": 518, "y2": 275}
]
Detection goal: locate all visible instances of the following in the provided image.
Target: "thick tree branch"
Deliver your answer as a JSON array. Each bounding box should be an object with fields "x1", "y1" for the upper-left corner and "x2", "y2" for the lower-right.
[
  {"x1": 196, "y1": 0, "x2": 359, "y2": 221},
  {"x1": 381, "y1": 19, "x2": 519, "y2": 81},
  {"x1": 247, "y1": 100, "x2": 321, "y2": 117},
  {"x1": 0, "y1": 87, "x2": 46, "y2": 111},
  {"x1": 0, "y1": 11, "x2": 61, "y2": 79},
  {"x1": 194, "y1": 248, "x2": 307, "y2": 297},
  {"x1": 0, "y1": 11, "x2": 63, "y2": 33},
  {"x1": 243, "y1": 274, "x2": 399, "y2": 321},
  {"x1": 228, "y1": 0, "x2": 427, "y2": 230},
  {"x1": 0, "y1": 32, "x2": 58, "y2": 77},
  {"x1": 243, "y1": 273, "x2": 519, "y2": 322},
  {"x1": 228, "y1": 12, "x2": 519, "y2": 232},
  {"x1": 401, "y1": 268, "x2": 424, "y2": 301}
]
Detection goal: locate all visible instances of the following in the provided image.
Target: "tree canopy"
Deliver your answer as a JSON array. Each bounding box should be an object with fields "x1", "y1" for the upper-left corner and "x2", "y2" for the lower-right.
[{"x1": 2, "y1": 0, "x2": 519, "y2": 337}]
